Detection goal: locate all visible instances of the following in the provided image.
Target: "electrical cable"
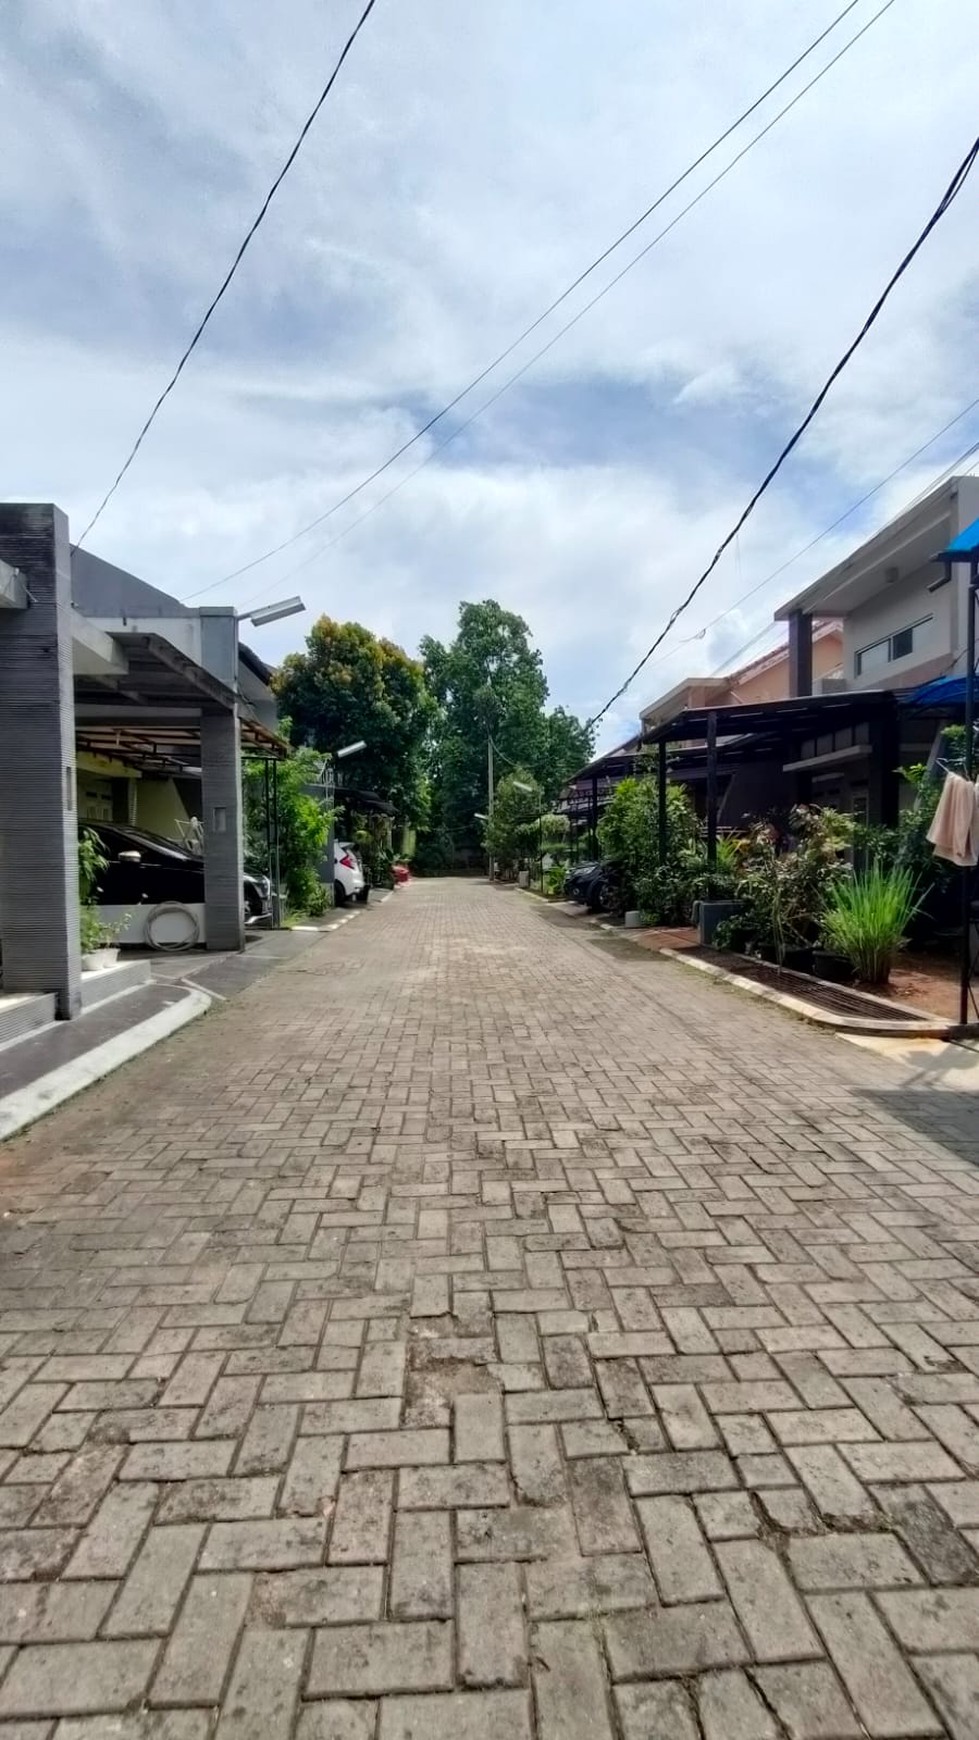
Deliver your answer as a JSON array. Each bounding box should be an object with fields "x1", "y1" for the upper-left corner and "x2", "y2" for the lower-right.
[
  {"x1": 191, "y1": 0, "x2": 891, "y2": 597},
  {"x1": 585, "y1": 129, "x2": 979, "y2": 734},
  {"x1": 634, "y1": 401, "x2": 979, "y2": 690},
  {"x1": 75, "y1": 0, "x2": 379, "y2": 549}
]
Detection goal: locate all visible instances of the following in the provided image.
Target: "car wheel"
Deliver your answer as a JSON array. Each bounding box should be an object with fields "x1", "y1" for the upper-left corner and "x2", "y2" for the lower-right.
[
  {"x1": 334, "y1": 882, "x2": 347, "y2": 907},
  {"x1": 356, "y1": 888, "x2": 369, "y2": 905}
]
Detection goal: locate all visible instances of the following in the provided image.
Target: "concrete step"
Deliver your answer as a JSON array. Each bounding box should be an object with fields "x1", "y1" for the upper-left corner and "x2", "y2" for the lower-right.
[
  {"x1": 0, "y1": 993, "x2": 57, "y2": 1049},
  {"x1": 79, "y1": 959, "x2": 152, "y2": 1011}
]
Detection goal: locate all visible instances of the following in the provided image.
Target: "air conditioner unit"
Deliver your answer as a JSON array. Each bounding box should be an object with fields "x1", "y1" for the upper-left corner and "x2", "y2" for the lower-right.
[{"x1": 817, "y1": 675, "x2": 849, "y2": 695}]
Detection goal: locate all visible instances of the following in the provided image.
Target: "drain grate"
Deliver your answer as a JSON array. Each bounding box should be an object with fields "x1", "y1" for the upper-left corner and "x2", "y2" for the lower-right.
[{"x1": 694, "y1": 948, "x2": 928, "y2": 1024}]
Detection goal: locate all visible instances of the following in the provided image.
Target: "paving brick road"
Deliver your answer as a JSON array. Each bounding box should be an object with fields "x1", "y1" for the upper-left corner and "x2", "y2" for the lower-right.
[{"x1": 1, "y1": 879, "x2": 979, "y2": 1737}]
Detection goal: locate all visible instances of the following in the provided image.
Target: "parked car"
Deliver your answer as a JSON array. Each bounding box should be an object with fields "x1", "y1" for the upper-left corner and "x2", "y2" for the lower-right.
[
  {"x1": 564, "y1": 860, "x2": 601, "y2": 902},
  {"x1": 577, "y1": 860, "x2": 618, "y2": 913},
  {"x1": 334, "y1": 840, "x2": 367, "y2": 906},
  {"x1": 82, "y1": 822, "x2": 271, "y2": 923}
]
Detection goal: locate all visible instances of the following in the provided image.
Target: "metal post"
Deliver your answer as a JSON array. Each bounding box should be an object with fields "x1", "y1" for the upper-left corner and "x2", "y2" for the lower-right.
[
  {"x1": 263, "y1": 759, "x2": 272, "y2": 888},
  {"x1": 539, "y1": 808, "x2": 544, "y2": 892},
  {"x1": 590, "y1": 774, "x2": 599, "y2": 856},
  {"x1": 271, "y1": 757, "x2": 282, "y2": 928},
  {"x1": 657, "y1": 739, "x2": 668, "y2": 866},
  {"x1": 961, "y1": 559, "x2": 977, "y2": 1024},
  {"x1": 487, "y1": 736, "x2": 495, "y2": 883},
  {"x1": 706, "y1": 711, "x2": 718, "y2": 890}
]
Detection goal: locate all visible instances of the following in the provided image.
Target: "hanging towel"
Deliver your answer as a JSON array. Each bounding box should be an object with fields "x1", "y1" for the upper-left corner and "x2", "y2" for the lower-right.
[{"x1": 927, "y1": 771, "x2": 979, "y2": 867}]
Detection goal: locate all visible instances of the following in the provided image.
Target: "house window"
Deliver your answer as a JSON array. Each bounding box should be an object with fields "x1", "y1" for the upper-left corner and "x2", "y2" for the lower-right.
[{"x1": 855, "y1": 616, "x2": 932, "y2": 677}]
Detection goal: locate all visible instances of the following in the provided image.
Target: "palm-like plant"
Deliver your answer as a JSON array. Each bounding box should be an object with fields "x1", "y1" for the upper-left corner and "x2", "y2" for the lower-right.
[{"x1": 820, "y1": 864, "x2": 921, "y2": 986}]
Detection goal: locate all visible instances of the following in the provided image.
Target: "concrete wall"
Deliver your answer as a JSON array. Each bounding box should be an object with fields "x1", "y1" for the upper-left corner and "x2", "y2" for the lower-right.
[
  {"x1": 843, "y1": 561, "x2": 952, "y2": 691},
  {"x1": 0, "y1": 504, "x2": 82, "y2": 1015}
]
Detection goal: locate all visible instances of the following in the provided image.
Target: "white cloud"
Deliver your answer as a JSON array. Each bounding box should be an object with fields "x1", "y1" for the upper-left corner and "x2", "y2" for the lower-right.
[{"x1": 3, "y1": 0, "x2": 979, "y2": 752}]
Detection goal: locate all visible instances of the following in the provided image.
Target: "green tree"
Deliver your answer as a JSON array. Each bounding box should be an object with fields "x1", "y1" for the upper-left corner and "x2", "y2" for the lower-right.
[
  {"x1": 243, "y1": 748, "x2": 331, "y2": 914},
  {"x1": 420, "y1": 600, "x2": 592, "y2": 850},
  {"x1": 275, "y1": 618, "x2": 435, "y2": 824},
  {"x1": 483, "y1": 771, "x2": 541, "y2": 877},
  {"x1": 542, "y1": 705, "x2": 595, "y2": 797}
]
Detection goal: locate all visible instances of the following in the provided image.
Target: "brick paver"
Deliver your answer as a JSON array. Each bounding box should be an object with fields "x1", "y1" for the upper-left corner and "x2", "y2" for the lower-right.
[{"x1": 0, "y1": 878, "x2": 978, "y2": 1734}]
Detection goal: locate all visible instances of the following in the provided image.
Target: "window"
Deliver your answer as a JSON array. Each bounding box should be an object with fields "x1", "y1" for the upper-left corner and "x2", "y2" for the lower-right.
[{"x1": 855, "y1": 616, "x2": 931, "y2": 677}]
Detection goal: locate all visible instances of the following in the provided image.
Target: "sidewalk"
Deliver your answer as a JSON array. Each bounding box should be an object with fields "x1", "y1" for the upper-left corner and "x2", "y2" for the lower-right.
[{"x1": 0, "y1": 908, "x2": 366, "y2": 1141}]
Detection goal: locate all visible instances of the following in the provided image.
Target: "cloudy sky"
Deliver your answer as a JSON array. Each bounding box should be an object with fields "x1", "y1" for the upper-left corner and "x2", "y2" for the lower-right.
[{"x1": 4, "y1": 0, "x2": 979, "y2": 746}]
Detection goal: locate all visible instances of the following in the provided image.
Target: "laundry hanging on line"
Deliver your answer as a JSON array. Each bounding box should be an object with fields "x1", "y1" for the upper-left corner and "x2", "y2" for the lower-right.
[{"x1": 927, "y1": 769, "x2": 979, "y2": 868}]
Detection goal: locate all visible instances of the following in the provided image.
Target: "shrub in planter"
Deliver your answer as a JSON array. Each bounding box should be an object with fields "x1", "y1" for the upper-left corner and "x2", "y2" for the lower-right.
[
  {"x1": 80, "y1": 906, "x2": 129, "y2": 969},
  {"x1": 820, "y1": 864, "x2": 921, "y2": 986},
  {"x1": 739, "y1": 807, "x2": 851, "y2": 965}
]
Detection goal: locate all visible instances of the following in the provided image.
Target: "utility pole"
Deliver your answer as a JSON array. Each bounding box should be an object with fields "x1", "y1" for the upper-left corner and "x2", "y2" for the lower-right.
[{"x1": 487, "y1": 736, "x2": 495, "y2": 883}]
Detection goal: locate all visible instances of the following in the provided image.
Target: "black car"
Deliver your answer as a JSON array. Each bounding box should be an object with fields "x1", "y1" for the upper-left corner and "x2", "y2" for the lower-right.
[
  {"x1": 83, "y1": 822, "x2": 271, "y2": 923},
  {"x1": 578, "y1": 859, "x2": 618, "y2": 913},
  {"x1": 564, "y1": 860, "x2": 601, "y2": 901}
]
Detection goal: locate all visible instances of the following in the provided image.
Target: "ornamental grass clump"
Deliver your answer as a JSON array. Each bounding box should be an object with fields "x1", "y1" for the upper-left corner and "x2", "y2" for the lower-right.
[{"x1": 820, "y1": 863, "x2": 921, "y2": 986}]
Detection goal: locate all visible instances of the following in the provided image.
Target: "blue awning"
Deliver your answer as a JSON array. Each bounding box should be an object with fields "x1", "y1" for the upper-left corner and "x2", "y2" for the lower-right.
[
  {"x1": 903, "y1": 674, "x2": 979, "y2": 709},
  {"x1": 939, "y1": 515, "x2": 979, "y2": 560}
]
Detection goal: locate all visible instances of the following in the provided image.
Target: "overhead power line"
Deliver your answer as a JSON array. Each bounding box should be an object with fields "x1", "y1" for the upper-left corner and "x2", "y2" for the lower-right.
[
  {"x1": 224, "y1": 0, "x2": 896, "y2": 617},
  {"x1": 634, "y1": 394, "x2": 979, "y2": 688},
  {"x1": 585, "y1": 129, "x2": 979, "y2": 733},
  {"x1": 75, "y1": 0, "x2": 379, "y2": 549},
  {"x1": 193, "y1": 0, "x2": 889, "y2": 597}
]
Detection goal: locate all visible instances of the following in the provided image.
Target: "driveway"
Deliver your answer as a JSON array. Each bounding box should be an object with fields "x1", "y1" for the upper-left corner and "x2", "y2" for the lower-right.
[{"x1": 0, "y1": 879, "x2": 977, "y2": 1736}]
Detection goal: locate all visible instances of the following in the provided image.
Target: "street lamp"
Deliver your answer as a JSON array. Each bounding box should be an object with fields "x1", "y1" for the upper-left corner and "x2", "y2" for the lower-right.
[
  {"x1": 242, "y1": 596, "x2": 305, "y2": 627},
  {"x1": 336, "y1": 740, "x2": 366, "y2": 760}
]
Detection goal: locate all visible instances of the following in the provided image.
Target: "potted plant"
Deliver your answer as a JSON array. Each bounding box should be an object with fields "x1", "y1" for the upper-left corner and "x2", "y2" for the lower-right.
[
  {"x1": 820, "y1": 863, "x2": 921, "y2": 987},
  {"x1": 80, "y1": 906, "x2": 129, "y2": 972}
]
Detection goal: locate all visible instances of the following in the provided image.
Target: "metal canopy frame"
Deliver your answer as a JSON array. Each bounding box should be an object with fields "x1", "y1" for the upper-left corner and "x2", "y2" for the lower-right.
[
  {"x1": 643, "y1": 690, "x2": 901, "y2": 878},
  {"x1": 934, "y1": 516, "x2": 979, "y2": 1025}
]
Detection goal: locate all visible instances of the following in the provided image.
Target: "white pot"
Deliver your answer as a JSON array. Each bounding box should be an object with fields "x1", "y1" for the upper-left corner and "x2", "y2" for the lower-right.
[
  {"x1": 81, "y1": 947, "x2": 119, "y2": 972},
  {"x1": 517, "y1": 871, "x2": 530, "y2": 888},
  {"x1": 624, "y1": 910, "x2": 643, "y2": 929}
]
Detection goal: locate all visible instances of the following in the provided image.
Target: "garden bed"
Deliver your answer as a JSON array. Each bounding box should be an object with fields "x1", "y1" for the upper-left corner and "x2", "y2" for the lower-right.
[{"x1": 691, "y1": 948, "x2": 928, "y2": 1024}]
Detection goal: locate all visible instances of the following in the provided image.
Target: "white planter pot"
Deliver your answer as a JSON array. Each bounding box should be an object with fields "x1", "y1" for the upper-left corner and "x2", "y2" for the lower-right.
[
  {"x1": 517, "y1": 871, "x2": 530, "y2": 888},
  {"x1": 81, "y1": 947, "x2": 119, "y2": 972},
  {"x1": 624, "y1": 910, "x2": 643, "y2": 929}
]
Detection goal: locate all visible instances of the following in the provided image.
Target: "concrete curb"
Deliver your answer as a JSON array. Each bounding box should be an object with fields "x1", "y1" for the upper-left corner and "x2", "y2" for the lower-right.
[
  {"x1": 657, "y1": 946, "x2": 952, "y2": 1037},
  {"x1": 0, "y1": 986, "x2": 210, "y2": 1142}
]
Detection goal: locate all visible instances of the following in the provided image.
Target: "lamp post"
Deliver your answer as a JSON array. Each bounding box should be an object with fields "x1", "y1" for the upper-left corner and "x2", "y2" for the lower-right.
[
  {"x1": 236, "y1": 597, "x2": 306, "y2": 927},
  {"x1": 513, "y1": 781, "x2": 544, "y2": 892},
  {"x1": 932, "y1": 519, "x2": 979, "y2": 1026},
  {"x1": 325, "y1": 741, "x2": 367, "y2": 902}
]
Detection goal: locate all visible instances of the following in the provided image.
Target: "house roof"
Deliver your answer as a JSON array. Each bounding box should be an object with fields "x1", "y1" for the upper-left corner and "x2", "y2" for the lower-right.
[
  {"x1": 773, "y1": 479, "x2": 976, "y2": 621},
  {"x1": 642, "y1": 688, "x2": 897, "y2": 746}
]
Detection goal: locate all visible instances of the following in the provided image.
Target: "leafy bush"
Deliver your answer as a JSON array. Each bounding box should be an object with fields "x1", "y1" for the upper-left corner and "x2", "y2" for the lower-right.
[
  {"x1": 243, "y1": 749, "x2": 330, "y2": 914},
  {"x1": 820, "y1": 863, "x2": 921, "y2": 985},
  {"x1": 410, "y1": 831, "x2": 455, "y2": 876},
  {"x1": 545, "y1": 863, "x2": 566, "y2": 896},
  {"x1": 738, "y1": 807, "x2": 851, "y2": 962},
  {"x1": 78, "y1": 828, "x2": 107, "y2": 904},
  {"x1": 306, "y1": 882, "x2": 332, "y2": 917},
  {"x1": 599, "y1": 777, "x2": 701, "y2": 920}
]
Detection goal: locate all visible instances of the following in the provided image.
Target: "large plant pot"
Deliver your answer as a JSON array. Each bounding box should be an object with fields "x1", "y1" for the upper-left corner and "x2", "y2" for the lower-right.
[
  {"x1": 698, "y1": 900, "x2": 740, "y2": 946},
  {"x1": 812, "y1": 949, "x2": 853, "y2": 984},
  {"x1": 81, "y1": 947, "x2": 119, "y2": 972},
  {"x1": 517, "y1": 871, "x2": 530, "y2": 888}
]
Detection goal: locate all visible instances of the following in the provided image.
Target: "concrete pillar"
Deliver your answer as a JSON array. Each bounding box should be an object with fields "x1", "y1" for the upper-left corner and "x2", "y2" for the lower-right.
[
  {"x1": 0, "y1": 504, "x2": 82, "y2": 1016},
  {"x1": 200, "y1": 708, "x2": 245, "y2": 951},
  {"x1": 788, "y1": 609, "x2": 814, "y2": 697}
]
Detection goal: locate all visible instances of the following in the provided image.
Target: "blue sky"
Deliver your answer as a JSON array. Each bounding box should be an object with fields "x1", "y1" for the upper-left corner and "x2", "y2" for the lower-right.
[{"x1": 3, "y1": 0, "x2": 979, "y2": 747}]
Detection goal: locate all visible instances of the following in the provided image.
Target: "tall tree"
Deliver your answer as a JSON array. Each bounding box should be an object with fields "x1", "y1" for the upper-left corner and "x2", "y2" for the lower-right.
[
  {"x1": 275, "y1": 618, "x2": 435, "y2": 823},
  {"x1": 543, "y1": 705, "x2": 595, "y2": 798},
  {"x1": 421, "y1": 600, "x2": 593, "y2": 846}
]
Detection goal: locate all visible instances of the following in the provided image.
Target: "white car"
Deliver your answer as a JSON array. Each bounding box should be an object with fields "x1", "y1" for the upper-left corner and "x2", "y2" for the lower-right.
[{"x1": 333, "y1": 840, "x2": 367, "y2": 906}]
